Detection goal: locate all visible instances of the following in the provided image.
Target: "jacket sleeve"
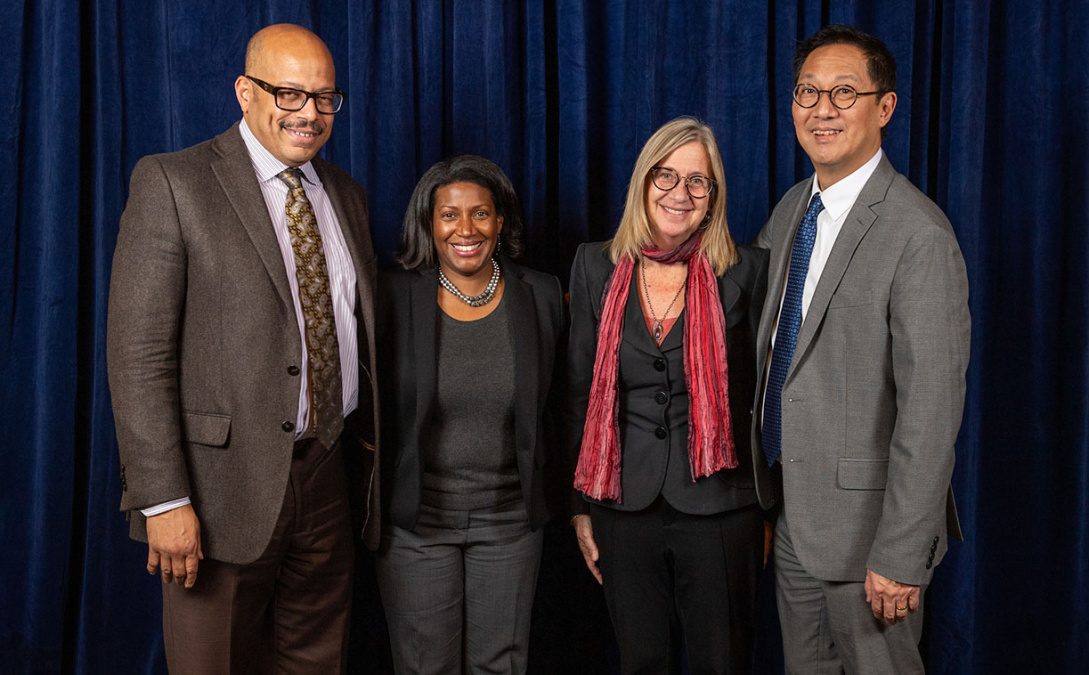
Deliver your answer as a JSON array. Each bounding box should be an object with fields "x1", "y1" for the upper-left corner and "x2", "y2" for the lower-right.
[
  {"x1": 107, "y1": 156, "x2": 191, "y2": 512},
  {"x1": 563, "y1": 244, "x2": 601, "y2": 517},
  {"x1": 865, "y1": 220, "x2": 971, "y2": 584}
]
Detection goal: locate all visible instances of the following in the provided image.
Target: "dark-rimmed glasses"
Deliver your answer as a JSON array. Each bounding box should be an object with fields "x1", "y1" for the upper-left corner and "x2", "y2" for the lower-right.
[
  {"x1": 246, "y1": 76, "x2": 346, "y2": 114},
  {"x1": 792, "y1": 83, "x2": 881, "y2": 110},
  {"x1": 649, "y1": 167, "x2": 716, "y2": 199}
]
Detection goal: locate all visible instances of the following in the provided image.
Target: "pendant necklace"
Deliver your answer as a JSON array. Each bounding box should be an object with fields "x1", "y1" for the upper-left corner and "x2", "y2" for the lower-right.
[
  {"x1": 438, "y1": 257, "x2": 501, "y2": 307},
  {"x1": 641, "y1": 258, "x2": 686, "y2": 344}
]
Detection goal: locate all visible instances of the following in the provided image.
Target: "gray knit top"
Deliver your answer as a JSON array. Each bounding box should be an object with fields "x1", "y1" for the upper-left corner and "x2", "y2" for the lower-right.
[{"x1": 421, "y1": 297, "x2": 520, "y2": 511}]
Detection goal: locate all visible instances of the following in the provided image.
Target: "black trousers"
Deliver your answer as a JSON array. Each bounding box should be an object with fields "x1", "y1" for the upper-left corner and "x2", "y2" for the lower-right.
[{"x1": 590, "y1": 497, "x2": 763, "y2": 675}]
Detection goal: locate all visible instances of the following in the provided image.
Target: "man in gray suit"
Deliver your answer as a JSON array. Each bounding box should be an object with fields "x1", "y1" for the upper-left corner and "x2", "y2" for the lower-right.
[
  {"x1": 752, "y1": 25, "x2": 970, "y2": 673},
  {"x1": 107, "y1": 24, "x2": 379, "y2": 673}
]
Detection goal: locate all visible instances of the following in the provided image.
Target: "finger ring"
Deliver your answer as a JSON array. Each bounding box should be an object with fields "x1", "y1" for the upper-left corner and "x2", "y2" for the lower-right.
[{"x1": 896, "y1": 605, "x2": 907, "y2": 611}]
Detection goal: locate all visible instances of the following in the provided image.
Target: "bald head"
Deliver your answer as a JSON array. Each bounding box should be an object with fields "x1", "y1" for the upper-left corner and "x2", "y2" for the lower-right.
[
  {"x1": 235, "y1": 24, "x2": 339, "y2": 166},
  {"x1": 244, "y1": 24, "x2": 333, "y2": 80}
]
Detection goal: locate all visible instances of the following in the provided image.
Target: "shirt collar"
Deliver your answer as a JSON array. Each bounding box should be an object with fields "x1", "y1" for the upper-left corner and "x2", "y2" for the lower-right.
[
  {"x1": 808, "y1": 148, "x2": 883, "y2": 222},
  {"x1": 239, "y1": 118, "x2": 322, "y2": 187}
]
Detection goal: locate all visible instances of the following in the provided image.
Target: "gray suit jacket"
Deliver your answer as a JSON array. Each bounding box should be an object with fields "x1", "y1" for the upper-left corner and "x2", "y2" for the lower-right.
[
  {"x1": 107, "y1": 123, "x2": 381, "y2": 563},
  {"x1": 751, "y1": 155, "x2": 970, "y2": 585}
]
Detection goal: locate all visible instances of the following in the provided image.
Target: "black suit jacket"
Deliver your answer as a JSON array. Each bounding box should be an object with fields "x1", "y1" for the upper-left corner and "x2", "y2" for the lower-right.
[
  {"x1": 566, "y1": 241, "x2": 768, "y2": 514},
  {"x1": 377, "y1": 258, "x2": 567, "y2": 531}
]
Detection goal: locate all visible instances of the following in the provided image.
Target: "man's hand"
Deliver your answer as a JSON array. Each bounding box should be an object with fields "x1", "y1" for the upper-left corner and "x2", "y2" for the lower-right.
[
  {"x1": 146, "y1": 504, "x2": 203, "y2": 588},
  {"x1": 571, "y1": 514, "x2": 602, "y2": 585},
  {"x1": 865, "y1": 568, "x2": 919, "y2": 625}
]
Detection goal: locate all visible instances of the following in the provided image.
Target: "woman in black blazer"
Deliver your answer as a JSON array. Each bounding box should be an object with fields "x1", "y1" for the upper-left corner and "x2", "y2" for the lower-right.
[
  {"x1": 567, "y1": 117, "x2": 769, "y2": 674},
  {"x1": 375, "y1": 155, "x2": 565, "y2": 674}
]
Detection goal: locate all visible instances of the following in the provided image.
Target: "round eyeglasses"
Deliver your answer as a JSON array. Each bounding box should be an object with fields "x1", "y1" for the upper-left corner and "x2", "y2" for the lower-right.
[
  {"x1": 246, "y1": 76, "x2": 346, "y2": 114},
  {"x1": 792, "y1": 83, "x2": 881, "y2": 110},
  {"x1": 649, "y1": 167, "x2": 716, "y2": 199}
]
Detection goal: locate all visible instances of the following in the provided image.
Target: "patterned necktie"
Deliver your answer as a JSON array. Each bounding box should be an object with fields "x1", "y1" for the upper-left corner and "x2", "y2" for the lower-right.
[
  {"x1": 762, "y1": 193, "x2": 824, "y2": 466},
  {"x1": 277, "y1": 168, "x2": 343, "y2": 448}
]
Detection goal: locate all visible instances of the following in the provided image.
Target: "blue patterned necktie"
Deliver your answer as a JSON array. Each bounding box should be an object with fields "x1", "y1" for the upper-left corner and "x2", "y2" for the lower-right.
[
  {"x1": 278, "y1": 168, "x2": 344, "y2": 448},
  {"x1": 762, "y1": 193, "x2": 824, "y2": 466}
]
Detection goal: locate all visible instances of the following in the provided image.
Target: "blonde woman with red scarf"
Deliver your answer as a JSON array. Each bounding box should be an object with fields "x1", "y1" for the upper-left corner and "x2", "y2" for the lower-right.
[{"x1": 567, "y1": 116, "x2": 769, "y2": 674}]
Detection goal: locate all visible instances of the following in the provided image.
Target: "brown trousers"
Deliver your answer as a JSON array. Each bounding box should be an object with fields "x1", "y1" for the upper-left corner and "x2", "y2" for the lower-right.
[{"x1": 161, "y1": 438, "x2": 353, "y2": 674}]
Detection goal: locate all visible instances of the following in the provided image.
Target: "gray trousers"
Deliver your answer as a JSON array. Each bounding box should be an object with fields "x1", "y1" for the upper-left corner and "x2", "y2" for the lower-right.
[
  {"x1": 774, "y1": 506, "x2": 926, "y2": 675},
  {"x1": 375, "y1": 500, "x2": 543, "y2": 675}
]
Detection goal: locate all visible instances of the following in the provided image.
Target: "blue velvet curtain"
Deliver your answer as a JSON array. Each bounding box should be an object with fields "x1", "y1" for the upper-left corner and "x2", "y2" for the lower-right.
[{"x1": 2, "y1": 0, "x2": 1087, "y2": 672}]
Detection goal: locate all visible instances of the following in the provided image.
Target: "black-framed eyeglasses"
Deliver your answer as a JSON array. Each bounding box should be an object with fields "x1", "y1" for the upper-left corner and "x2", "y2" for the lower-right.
[
  {"x1": 649, "y1": 167, "x2": 716, "y2": 199},
  {"x1": 246, "y1": 76, "x2": 346, "y2": 114},
  {"x1": 792, "y1": 83, "x2": 882, "y2": 110}
]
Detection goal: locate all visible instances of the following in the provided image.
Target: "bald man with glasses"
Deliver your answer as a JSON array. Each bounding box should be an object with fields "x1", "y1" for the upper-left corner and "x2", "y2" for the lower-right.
[{"x1": 107, "y1": 24, "x2": 379, "y2": 673}]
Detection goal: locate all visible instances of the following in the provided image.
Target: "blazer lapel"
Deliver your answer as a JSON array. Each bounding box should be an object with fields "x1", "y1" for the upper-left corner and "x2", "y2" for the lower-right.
[
  {"x1": 410, "y1": 270, "x2": 439, "y2": 446},
  {"x1": 316, "y1": 161, "x2": 374, "y2": 304},
  {"x1": 717, "y1": 272, "x2": 741, "y2": 325},
  {"x1": 210, "y1": 125, "x2": 295, "y2": 313},
  {"x1": 756, "y1": 189, "x2": 810, "y2": 375},
  {"x1": 790, "y1": 158, "x2": 895, "y2": 378},
  {"x1": 503, "y1": 263, "x2": 540, "y2": 459},
  {"x1": 314, "y1": 161, "x2": 377, "y2": 381}
]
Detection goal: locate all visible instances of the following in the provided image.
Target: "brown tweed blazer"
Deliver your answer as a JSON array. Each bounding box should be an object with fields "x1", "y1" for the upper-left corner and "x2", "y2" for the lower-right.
[{"x1": 107, "y1": 123, "x2": 381, "y2": 563}]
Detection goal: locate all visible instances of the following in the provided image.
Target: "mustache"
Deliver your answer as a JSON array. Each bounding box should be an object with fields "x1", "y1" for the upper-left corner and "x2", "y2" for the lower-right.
[{"x1": 280, "y1": 119, "x2": 326, "y2": 134}]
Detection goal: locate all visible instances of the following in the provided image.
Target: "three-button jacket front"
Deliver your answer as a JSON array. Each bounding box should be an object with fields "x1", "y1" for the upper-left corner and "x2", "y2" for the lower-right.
[{"x1": 650, "y1": 356, "x2": 671, "y2": 439}]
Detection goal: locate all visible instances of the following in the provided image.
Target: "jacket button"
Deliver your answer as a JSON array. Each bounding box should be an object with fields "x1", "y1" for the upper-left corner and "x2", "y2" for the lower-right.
[
  {"x1": 655, "y1": 426, "x2": 667, "y2": 439},
  {"x1": 653, "y1": 358, "x2": 666, "y2": 372},
  {"x1": 287, "y1": 365, "x2": 300, "y2": 376},
  {"x1": 655, "y1": 391, "x2": 669, "y2": 405},
  {"x1": 282, "y1": 421, "x2": 295, "y2": 432}
]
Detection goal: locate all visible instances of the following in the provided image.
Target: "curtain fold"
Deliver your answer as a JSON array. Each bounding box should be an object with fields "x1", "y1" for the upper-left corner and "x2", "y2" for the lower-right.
[{"x1": 2, "y1": 1, "x2": 1087, "y2": 672}]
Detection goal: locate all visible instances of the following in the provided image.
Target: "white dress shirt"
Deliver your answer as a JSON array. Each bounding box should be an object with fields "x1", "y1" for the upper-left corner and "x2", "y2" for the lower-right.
[
  {"x1": 771, "y1": 148, "x2": 884, "y2": 343},
  {"x1": 758, "y1": 149, "x2": 884, "y2": 430},
  {"x1": 142, "y1": 120, "x2": 359, "y2": 517}
]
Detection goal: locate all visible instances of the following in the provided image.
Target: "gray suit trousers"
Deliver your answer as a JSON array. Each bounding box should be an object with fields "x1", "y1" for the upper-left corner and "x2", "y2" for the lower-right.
[
  {"x1": 375, "y1": 500, "x2": 543, "y2": 674},
  {"x1": 774, "y1": 505, "x2": 925, "y2": 675}
]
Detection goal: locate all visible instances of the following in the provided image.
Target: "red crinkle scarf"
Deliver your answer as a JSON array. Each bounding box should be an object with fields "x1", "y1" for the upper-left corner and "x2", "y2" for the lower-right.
[{"x1": 573, "y1": 234, "x2": 736, "y2": 502}]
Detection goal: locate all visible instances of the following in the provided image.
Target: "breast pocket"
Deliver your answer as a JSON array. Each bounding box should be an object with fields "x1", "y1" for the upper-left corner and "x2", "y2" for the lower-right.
[{"x1": 828, "y1": 290, "x2": 873, "y2": 309}]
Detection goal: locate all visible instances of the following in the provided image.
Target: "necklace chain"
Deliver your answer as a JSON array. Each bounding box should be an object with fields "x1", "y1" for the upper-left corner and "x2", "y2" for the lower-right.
[
  {"x1": 438, "y1": 257, "x2": 501, "y2": 307},
  {"x1": 641, "y1": 258, "x2": 686, "y2": 344}
]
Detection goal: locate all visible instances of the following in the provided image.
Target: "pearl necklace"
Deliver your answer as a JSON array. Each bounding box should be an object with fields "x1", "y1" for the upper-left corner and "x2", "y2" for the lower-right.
[{"x1": 438, "y1": 258, "x2": 501, "y2": 307}]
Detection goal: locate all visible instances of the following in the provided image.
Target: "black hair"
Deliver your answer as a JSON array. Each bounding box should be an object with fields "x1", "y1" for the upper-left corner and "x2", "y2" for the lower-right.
[
  {"x1": 396, "y1": 155, "x2": 524, "y2": 270},
  {"x1": 794, "y1": 24, "x2": 897, "y2": 139}
]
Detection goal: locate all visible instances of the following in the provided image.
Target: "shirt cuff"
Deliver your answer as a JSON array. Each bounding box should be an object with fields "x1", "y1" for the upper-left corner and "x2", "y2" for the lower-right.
[{"x1": 141, "y1": 497, "x2": 191, "y2": 517}]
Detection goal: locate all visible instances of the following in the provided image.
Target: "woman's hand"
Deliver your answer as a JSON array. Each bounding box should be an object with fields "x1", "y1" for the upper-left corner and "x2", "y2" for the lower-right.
[{"x1": 571, "y1": 514, "x2": 602, "y2": 584}]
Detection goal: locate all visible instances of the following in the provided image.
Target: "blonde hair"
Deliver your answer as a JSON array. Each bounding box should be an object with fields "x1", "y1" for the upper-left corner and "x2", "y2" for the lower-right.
[{"x1": 607, "y1": 116, "x2": 737, "y2": 275}]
